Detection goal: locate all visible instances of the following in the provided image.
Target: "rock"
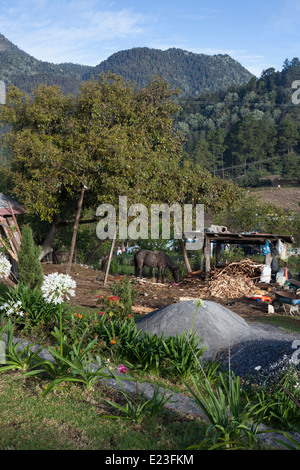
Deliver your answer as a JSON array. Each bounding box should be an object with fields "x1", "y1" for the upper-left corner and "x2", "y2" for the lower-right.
[{"x1": 136, "y1": 300, "x2": 252, "y2": 360}]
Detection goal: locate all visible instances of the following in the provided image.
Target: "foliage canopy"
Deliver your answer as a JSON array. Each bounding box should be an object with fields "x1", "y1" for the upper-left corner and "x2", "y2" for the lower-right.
[{"x1": 1, "y1": 73, "x2": 241, "y2": 227}]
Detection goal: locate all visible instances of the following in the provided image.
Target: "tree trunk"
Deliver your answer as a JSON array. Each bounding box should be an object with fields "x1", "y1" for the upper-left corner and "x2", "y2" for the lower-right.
[
  {"x1": 39, "y1": 221, "x2": 62, "y2": 261},
  {"x1": 103, "y1": 225, "x2": 117, "y2": 286},
  {"x1": 66, "y1": 186, "x2": 86, "y2": 275},
  {"x1": 39, "y1": 214, "x2": 97, "y2": 262},
  {"x1": 178, "y1": 239, "x2": 192, "y2": 273}
]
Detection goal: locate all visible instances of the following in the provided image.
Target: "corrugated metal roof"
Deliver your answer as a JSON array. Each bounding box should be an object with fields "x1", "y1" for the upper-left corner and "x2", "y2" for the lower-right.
[{"x1": 0, "y1": 193, "x2": 25, "y2": 216}]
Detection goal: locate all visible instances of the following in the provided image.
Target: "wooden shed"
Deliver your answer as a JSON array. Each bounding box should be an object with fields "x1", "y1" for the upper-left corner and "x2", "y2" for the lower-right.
[
  {"x1": 202, "y1": 231, "x2": 294, "y2": 273},
  {"x1": 0, "y1": 193, "x2": 25, "y2": 279},
  {"x1": 183, "y1": 228, "x2": 294, "y2": 274}
]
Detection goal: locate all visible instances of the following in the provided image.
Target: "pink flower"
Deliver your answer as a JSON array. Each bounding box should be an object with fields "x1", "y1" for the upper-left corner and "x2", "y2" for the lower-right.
[{"x1": 117, "y1": 364, "x2": 127, "y2": 374}]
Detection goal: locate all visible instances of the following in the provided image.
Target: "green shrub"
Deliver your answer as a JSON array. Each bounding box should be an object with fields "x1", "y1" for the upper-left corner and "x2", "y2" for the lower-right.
[
  {"x1": 246, "y1": 369, "x2": 300, "y2": 431},
  {"x1": 0, "y1": 283, "x2": 67, "y2": 329},
  {"x1": 18, "y1": 225, "x2": 44, "y2": 290},
  {"x1": 162, "y1": 331, "x2": 206, "y2": 380},
  {"x1": 111, "y1": 276, "x2": 136, "y2": 316}
]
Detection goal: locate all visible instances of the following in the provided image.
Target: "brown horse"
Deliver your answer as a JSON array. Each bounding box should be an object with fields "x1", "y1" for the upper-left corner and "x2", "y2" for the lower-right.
[{"x1": 134, "y1": 250, "x2": 179, "y2": 284}]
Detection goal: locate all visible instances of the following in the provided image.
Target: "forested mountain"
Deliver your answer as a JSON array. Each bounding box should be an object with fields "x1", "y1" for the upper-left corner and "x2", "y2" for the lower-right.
[
  {"x1": 1, "y1": 32, "x2": 299, "y2": 186},
  {"x1": 0, "y1": 34, "x2": 253, "y2": 96},
  {"x1": 94, "y1": 47, "x2": 253, "y2": 97},
  {"x1": 0, "y1": 33, "x2": 93, "y2": 95},
  {"x1": 174, "y1": 59, "x2": 300, "y2": 184}
]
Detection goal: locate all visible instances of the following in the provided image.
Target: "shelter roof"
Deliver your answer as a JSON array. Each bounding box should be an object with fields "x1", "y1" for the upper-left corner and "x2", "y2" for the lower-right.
[
  {"x1": 203, "y1": 231, "x2": 294, "y2": 245},
  {"x1": 0, "y1": 193, "x2": 25, "y2": 216}
]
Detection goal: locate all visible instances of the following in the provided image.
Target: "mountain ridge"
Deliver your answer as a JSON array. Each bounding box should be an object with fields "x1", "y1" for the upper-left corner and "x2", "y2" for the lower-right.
[
  {"x1": 0, "y1": 33, "x2": 253, "y2": 97},
  {"x1": 94, "y1": 47, "x2": 254, "y2": 97}
]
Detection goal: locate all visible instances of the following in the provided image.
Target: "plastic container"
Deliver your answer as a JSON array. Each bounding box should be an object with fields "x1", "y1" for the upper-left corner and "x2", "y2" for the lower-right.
[{"x1": 260, "y1": 265, "x2": 271, "y2": 283}]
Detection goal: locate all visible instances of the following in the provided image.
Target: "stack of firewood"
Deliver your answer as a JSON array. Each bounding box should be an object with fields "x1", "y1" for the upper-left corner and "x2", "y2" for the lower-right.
[
  {"x1": 203, "y1": 274, "x2": 258, "y2": 299},
  {"x1": 203, "y1": 259, "x2": 262, "y2": 299},
  {"x1": 211, "y1": 258, "x2": 262, "y2": 280}
]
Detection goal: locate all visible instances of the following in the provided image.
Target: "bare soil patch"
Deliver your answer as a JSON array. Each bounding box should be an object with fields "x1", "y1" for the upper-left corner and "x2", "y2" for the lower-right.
[
  {"x1": 41, "y1": 262, "x2": 293, "y2": 322},
  {"x1": 252, "y1": 186, "x2": 300, "y2": 213}
]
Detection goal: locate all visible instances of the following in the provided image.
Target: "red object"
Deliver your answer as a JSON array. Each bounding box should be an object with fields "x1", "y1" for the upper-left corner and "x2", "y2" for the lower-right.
[
  {"x1": 284, "y1": 267, "x2": 288, "y2": 279},
  {"x1": 252, "y1": 294, "x2": 272, "y2": 303}
]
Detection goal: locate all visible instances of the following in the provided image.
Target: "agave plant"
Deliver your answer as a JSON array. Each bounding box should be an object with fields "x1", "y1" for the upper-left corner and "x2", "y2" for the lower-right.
[
  {"x1": 103, "y1": 385, "x2": 175, "y2": 424},
  {"x1": 185, "y1": 372, "x2": 266, "y2": 450},
  {"x1": 0, "y1": 319, "x2": 47, "y2": 376},
  {"x1": 42, "y1": 327, "x2": 126, "y2": 395}
]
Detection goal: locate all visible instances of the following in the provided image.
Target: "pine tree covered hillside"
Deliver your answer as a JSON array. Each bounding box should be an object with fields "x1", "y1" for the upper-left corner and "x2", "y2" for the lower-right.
[
  {"x1": 0, "y1": 34, "x2": 253, "y2": 96},
  {"x1": 94, "y1": 47, "x2": 254, "y2": 97},
  {"x1": 174, "y1": 59, "x2": 300, "y2": 184},
  {"x1": 0, "y1": 33, "x2": 93, "y2": 95}
]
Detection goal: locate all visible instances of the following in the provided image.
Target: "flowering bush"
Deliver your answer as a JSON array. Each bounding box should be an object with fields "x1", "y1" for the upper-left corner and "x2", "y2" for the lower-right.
[
  {"x1": 41, "y1": 272, "x2": 76, "y2": 355},
  {"x1": 96, "y1": 294, "x2": 130, "y2": 321},
  {"x1": 0, "y1": 299, "x2": 26, "y2": 319},
  {"x1": 0, "y1": 255, "x2": 11, "y2": 280},
  {"x1": 0, "y1": 283, "x2": 66, "y2": 329},
  {"x1": 41, "y1": 273, "x2": 76, "y2": 305}
]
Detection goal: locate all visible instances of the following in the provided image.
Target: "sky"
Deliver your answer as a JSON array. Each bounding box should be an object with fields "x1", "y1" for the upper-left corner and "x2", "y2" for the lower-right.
[{"x1": 0, "y1": 0, "x2": 300, "y2": 77}]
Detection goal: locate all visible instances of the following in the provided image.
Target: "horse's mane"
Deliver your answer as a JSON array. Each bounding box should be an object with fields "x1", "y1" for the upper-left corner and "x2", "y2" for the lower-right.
[{"x1": 164, "y1": 253, "x2": 177, "y2": 270}]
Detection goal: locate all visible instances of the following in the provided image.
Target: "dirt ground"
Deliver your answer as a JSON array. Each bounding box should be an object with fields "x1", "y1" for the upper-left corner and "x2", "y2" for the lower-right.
[
  {"x1": 253, "y1": 186, "x2": 300, "y2": 213},
  {"x1": 41, "y1": 262, "x2": 297, "y2": 322}
]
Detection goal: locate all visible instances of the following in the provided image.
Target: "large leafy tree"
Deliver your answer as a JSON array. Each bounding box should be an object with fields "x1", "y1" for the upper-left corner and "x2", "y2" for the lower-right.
[
  {"x1": 1, "y1": 73, "x2": 241, "y2": 270},
  {"x1": 0, "y1": 75, "x2": 184, "y2": 268}
]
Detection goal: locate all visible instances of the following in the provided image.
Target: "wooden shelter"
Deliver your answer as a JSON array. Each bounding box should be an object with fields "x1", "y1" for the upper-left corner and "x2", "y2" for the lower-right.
[
  {"x1": 0, "y1": 193, "x2": 25, "y2": 279},
  {"x1": 187, "y1": 230, "x2": 294, "y2": 274}
]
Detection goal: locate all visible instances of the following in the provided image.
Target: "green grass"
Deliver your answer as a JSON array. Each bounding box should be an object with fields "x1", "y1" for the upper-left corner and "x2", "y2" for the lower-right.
[
  {"x1": 0, "y1": 293, "x2": 298, "y2": 450},
  {"x1": 250, "y1": 314, "x2": 300, "y2": 334},
  {"x1": 0, "y1": 371, "x2": 206, "y2": 450}
]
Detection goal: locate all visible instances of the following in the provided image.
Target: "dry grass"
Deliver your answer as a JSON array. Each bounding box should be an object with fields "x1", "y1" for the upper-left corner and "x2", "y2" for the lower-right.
[{"x1": 252, "y1": 186, "x2": 300, "y2": 213}]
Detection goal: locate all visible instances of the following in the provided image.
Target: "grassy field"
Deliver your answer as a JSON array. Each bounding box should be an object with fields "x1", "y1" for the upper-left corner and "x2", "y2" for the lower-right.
[
  {"x1": 0, "y1": 371, "x2": 206, "y2": 451},
  {"x1": 0, "y1": 275, "x2": 299, "y2": 451}
]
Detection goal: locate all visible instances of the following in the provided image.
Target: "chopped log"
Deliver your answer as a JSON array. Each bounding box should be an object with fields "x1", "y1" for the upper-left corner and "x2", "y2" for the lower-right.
[
  {"x1": 132, "y1": 305, "x2": 154, "y2": 314},
  {"x1": 137, "y1": 278, "x2": 167, "y2": 287},
  {"x1": 187, "y1": 269, "x2": 204, "y2": 276}
]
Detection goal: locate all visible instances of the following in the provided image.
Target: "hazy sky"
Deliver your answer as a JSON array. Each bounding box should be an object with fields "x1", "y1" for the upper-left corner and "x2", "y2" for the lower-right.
[{"x1": 1, "y1": 0, "x2": 300, "y2": 76}]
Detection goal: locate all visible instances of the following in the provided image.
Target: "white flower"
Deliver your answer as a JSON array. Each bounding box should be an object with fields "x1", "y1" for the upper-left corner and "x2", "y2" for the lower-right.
[
  {"x1": 254, "y1": 366, "x2": 262, "y2": 371},
  {"x1": 194, "y1": 299, "x2": 205, "y2": 308},
  {"x1": 41, "y1": 272, "x2": 76, "y2": 305},
  {"x1": 0, "y1": 300, "x2": 26, "y2": 317},
  {"x1": 0, "y1": 255, "x2": 11, "y2": 279}
]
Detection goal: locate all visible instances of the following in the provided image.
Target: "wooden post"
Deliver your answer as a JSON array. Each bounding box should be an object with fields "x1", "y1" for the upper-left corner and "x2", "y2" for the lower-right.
[
  {"x1": 200, "y1": 244, "x2": 204, "y2": 271},
  {"x1": 205, "y1": 235, "x2": 210, "y2": 273},
  {"x1": 0, "y1": 233, "x2": 18, "y2": 263},
  {"x1": 216, "y1": 241, "x2": 222, "y2": 266},
  {"x1": 103, "y1": 225, "x2": 117, "y2": 286},
  {"x1": 7, "y1": 202, "x2": 22, "y2": 242},
  {"x1": 6, "y1": 217, "x2": 21, "y2": 253},
  {"x1": 1, "y1": 222, "x2": 18, "y2": 259},
  {"x1": 66, "y1": 185, "x2": 86, "y2": 275}
]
